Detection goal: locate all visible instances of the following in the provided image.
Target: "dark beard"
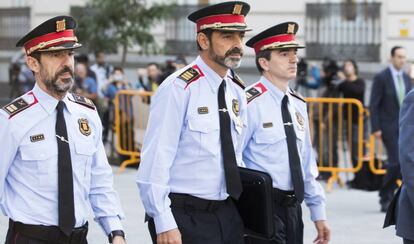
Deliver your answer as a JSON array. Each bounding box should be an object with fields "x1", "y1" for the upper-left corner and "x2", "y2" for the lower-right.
[
  {"x1": 43, "y1": 66, "x2": 74, "y2": 96},
  {"x1": 209, "y1": 46, "x2": 243, "y2": 69}
]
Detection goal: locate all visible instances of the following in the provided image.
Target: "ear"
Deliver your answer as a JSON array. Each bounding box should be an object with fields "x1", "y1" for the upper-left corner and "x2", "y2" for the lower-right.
[
  {"x1": 258, "y1": 57, "x2": 270, "y2": 72},
  {"x1": 197, "y1": 32, "x2": 210, "y2": 51},
  {"x1": 26, "y1": 55, "x2": 40, "y2": 73}
]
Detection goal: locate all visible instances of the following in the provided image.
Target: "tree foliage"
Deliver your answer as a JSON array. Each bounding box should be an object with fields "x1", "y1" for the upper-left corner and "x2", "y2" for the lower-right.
[{"x1": 74, "y1": 0, "x2": 174, "y2": 65}]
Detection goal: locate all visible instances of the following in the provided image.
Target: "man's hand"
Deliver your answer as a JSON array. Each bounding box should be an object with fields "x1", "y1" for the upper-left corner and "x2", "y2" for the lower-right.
[
  {"x1": 157, "y1": 228, "x2": 182, "y2": 244},
  {"x1": 112, "y1": 235, "x2": 126, "y2": 244},
  {"x1": 373, "y1": 130, "x2": 382, "y2": 139},
  {"x1": 313, "y1": 220, "x2": 330, "y2": 244}
]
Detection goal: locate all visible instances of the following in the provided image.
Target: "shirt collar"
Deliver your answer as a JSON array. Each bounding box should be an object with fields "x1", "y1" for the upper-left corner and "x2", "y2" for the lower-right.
[
  {"x1": 32, "y1": 83, "x2": 72, "y2": 115},
  {"x1": 389, "y1": 64, "x2": 403, "y2": 77},
  {"x1": 260, "y1": 76, "x2": 289, "y2": 105},
  {"x1": 195, "y1": 56, "x2": 230, "y2": 93},
  {"x1": 63, "y1": 93, "x2": 75, "y2": 114}
]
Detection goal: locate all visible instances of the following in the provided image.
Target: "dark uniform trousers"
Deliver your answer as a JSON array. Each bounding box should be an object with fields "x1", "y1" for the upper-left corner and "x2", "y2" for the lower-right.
[
  {"x1": 404, "y1": 239, "x2": 414, "y2": 244},
  {"x1": 245, "y1": 189, "x2": 303, "y2": 244},
  {"x1": 5, "y1": 220, "x2": 88, "y2": 244},
  {"x1": 148, "y1": 193, "x2": 245, "y2": 244},
  {"x1": 379, "y1": 133, "x2": 401, "y2": 206}
]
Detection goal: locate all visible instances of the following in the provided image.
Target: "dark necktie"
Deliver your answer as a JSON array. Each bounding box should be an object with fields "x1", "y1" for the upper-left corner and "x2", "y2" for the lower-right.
[
  {"x1": 218, "y1": 80, "x2": 242, "y2": 199},
  {"x1": 281, "y1": 95, "x2": 304, "y2": 203},
  {"x1": 56, "y1": 101, "x2": 75, "y2": 236}
]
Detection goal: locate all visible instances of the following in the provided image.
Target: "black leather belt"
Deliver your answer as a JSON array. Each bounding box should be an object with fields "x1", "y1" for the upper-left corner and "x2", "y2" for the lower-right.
[
  {"x1": 9, "y1": 219, "x2": 88, "y2": 243},
  {"x1": 169, "y1": 193, "x2": 229, "y2": 212},
  {"x1": 272, "y1": 188, "x2": 298, "y2": 207}
]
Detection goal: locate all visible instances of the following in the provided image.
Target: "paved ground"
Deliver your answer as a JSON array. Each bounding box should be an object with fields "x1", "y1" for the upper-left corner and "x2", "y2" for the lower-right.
[{"x1": 0, "y1": 167, "x2": 402, "y2": 244}]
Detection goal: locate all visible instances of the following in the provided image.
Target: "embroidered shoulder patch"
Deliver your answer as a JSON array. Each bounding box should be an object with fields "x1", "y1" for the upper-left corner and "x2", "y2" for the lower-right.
[
  {"x1": 178, "y1": 67, "x2": 199, "y2": 83},
  {"x1": 2, "y1": 91, "x2": 38, "y2": 118},
  {"x1": 177, "y1": 65, "x2": 204, "y2": 89},
  {"x1": 68, "y1": 93, "x2": 96, "y2": 110},
  {"x1": 2, "y1": 98, "x2": 29, "y2": 115},
  {"x1": 289, "y1": 89, "x2": 306, "y2": 103},
  {"x1": 245, "y1": 82, "x2": 268, "y2": 104}
]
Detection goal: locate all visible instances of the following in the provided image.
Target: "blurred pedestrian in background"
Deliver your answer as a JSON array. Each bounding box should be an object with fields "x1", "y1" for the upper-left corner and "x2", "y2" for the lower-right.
[
  {"x1": 337, "y1": 59, "x2": 366, "y2": 167},
  {"x1": 370, "y1": 46, "x2": 411, "y2": 212},
  {"x1": 73, "y1": 62, "x2": 98, "y2": 103}
]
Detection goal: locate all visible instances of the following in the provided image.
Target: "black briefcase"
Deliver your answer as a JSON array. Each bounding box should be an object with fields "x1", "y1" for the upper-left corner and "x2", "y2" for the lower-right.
[
  {"x1": 383, "y1": 185, "x2": 401, "y2": 228},
  {"x1": 349, "y1": 159, "x2": 384, "y2": 191},
  {"x1": 236, "y1": 167, "x2": 275, "y2": 240}
]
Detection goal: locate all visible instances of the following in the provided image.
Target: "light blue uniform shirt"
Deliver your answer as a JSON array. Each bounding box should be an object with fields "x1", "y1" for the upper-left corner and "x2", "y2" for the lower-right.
[
  {"x1": 136, "y1": 56, "x2": 247, "y2": 234},
  {"x1": 0, "y1": 84, "x2": 124, "y2": 234},
  {"x1": 242, "y1": 76, "x2": 326, "y2": 222}
]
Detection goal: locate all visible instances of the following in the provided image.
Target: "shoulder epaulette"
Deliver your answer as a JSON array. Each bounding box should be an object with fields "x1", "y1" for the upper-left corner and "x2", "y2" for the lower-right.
[
  {"x1": 178, "y1": 65, "x2": 204, "y2": 88},
  {"x1": 289, "y1": 89, "x2": 306, "y2": 103},
  {"x1": 68, "y1": 93, "x2": 96, "y2": 110},
  {"x1": 245, "y1": 82, "x2": 268, "y2": 104},
  {"x1": 230, "y1": 69, "x2": 245, "y2": 89},
  {"x1": 1, "y1": 92, "x2": 38, "y2": 118}
]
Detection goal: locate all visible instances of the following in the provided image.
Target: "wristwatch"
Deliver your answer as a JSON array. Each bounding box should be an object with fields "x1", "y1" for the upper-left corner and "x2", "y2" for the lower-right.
[{"x1": 108, "y1": 230, "x2": 125, "y2": 243}]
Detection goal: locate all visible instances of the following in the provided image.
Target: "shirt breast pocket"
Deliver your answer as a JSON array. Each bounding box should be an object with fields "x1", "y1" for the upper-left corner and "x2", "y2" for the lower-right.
[
  {"x1": 253, "y1": 128, "x2": 286, "y2": 146},
  {"x1": 295, "y1": 129, "x2": 306, "y2": 152},
  {"x1": 74, "y1": 140, "x2": 97, "y2": 196},
  {"x1": 187, "y1": 118, "x2": 220, "y2": 157},
  {"x1": 20, "y1": 144, "x2": 58, "y2": 190}
]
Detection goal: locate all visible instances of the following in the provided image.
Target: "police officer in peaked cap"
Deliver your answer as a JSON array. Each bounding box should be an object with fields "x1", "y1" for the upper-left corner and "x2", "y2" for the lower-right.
[
  {"x1": 242, "y1": 22, "x2": 331, "y2": 244},
  {"x1": 0, "y1": 16, "x2": 126, "y2": 244},
  {"x1": 136, "y1": 1, "x2": 252, "y2": 244}
]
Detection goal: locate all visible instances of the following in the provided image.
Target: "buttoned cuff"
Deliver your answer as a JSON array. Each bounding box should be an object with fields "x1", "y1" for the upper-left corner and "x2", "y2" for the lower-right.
[
  {"x1": 99, "y1": 216, "x2": 124, "y2": 235},
  {"x1": 309, "y1": 204, "x2": 327, "y2": 222},
  {"x1": 153, "y1": 210, "x2": 177, "y2": 234}
]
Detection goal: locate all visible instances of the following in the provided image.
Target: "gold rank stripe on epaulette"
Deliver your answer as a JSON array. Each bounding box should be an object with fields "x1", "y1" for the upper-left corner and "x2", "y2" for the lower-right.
[
  {"x1": 289, "y1": 89, "x2": 306, "y2": 103},
  {"x1": 68, "y1": 93, "x2": 96, "y2": 110},
  {"x1": 178, "y1": 65, "x2": 204, "y2": 89},
  {"x1": 246, "y1": 82, "x2": 268, "y2": 104},
  {"x1": 2, "y1": 92, "x2": 38, "y2": 118},
  {"x1": 230, "y1": 71, "x2": 246, "y2": 89}
]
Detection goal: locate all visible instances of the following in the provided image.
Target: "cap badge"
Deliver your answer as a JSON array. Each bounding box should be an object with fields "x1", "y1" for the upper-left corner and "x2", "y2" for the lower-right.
[
  {"x1": 56, "y1": 19, "x2": 66, "y2": 32},
  {"x1": 78, "y1": 118, "x2": 91, "y2": 136},
  {"x1": 233, "y1": 4, "x2": 243, "y2": 15},
  {"x1": 287, "y1": 23, "x2": 295, "y2": 34}
]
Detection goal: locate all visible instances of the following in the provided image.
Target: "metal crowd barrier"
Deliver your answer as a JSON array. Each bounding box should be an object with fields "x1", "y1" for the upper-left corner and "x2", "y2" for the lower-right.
[
  {"x1": 113, "y1": 93, "x2": 390, "y2": 190},
  {"x1": 307, "y1": 97, "x2": 366, "y2": 192},
  {"x1": 113, "y1": 90, "x2": 153, "y2": 172},
  {"x1": 307, "y1": 97, "x2": 392, "y2": 192}
]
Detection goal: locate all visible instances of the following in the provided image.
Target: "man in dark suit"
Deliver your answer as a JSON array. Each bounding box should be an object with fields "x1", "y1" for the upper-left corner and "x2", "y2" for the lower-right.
[
  {"x1": 396, "y1": 88, "x2": 414, "y2": 244},
  {"x1": 370, "y1": 46, "x2": 411, "y2": 212}
]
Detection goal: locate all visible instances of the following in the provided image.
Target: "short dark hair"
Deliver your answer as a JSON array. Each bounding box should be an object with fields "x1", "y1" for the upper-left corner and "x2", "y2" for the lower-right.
[
  {"x1": 113, "y1": 66, "x2": 124, "y2": 73},
  {"x1": 94, "y1": 51, "x2": 104, "y2": 58},
  {"x1": 344, "y1": 59, "x2": 359, "y2": 75},
  {"x1": 75, "y1": 53, "x2": 89, "y2": 64},
  {"x1": 29, "y1": 51, "x2": 41, "y2": 62},
  {"x1": 147, "y1": 62, "x2": 160, "y2": 69},
  {"x1": 391, "y1": 46, "x2": 404, "y2": 57},
  {"x1": 255, "y1": 49, "x2": 272, "y2": 73},
  {"x1": 196, "y1": 29, "x2": 214, "y2": 51}
]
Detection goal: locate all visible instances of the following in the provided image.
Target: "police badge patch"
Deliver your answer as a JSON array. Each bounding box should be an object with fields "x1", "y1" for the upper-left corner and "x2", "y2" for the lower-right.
[
  {"x1": 232, "y1": 99, "x2": 239, "y2": 116},
  {"x1": 295, "y1": 112, "x2": 305, "y2": 131},
  {"x1": 78, "y1": 118, "x2": 91, "y2": 136}
]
